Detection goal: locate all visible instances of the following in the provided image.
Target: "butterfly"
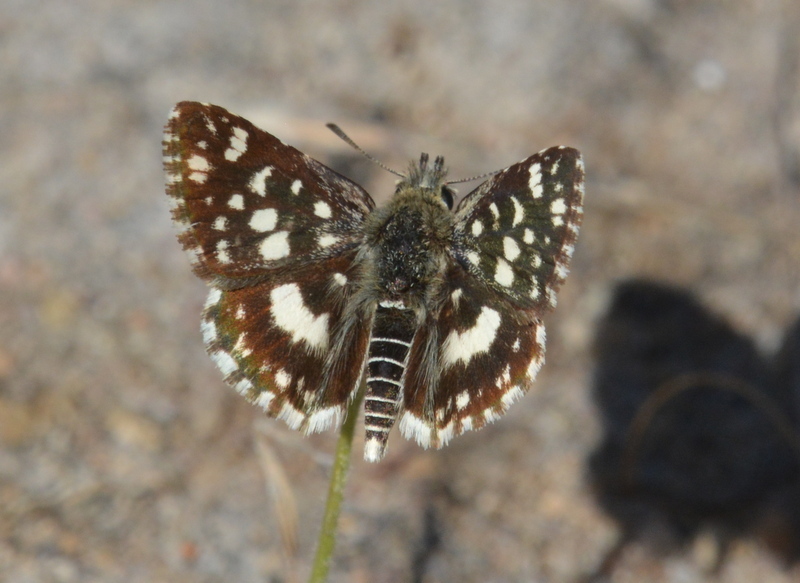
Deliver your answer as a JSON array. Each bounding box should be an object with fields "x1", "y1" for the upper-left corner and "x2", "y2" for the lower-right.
[{"x1": 163, "y1": 102, "x2": 584, "y2": 461}]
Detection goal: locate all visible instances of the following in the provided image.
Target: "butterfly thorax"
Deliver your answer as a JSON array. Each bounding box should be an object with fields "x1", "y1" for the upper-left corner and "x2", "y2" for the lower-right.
[{"x1": 361, "y1": 168, "x2": 454, "y2": 311}]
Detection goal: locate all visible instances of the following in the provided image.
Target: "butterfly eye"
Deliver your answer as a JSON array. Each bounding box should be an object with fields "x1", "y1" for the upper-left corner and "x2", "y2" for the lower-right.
[{"x1": 440, "y1": 186, "x2": 455, "y2": 210}]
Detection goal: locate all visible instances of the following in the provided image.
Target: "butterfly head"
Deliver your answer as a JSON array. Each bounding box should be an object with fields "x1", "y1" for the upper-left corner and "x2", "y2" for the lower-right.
[{"x1": 400, "y1": 153, "x2": 455, "y2": 210}]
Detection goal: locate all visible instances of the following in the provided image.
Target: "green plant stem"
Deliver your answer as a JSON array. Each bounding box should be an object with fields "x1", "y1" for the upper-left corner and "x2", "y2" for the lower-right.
[{"x1": 308, "y1": 387, "x2": 364, "y2": 583}]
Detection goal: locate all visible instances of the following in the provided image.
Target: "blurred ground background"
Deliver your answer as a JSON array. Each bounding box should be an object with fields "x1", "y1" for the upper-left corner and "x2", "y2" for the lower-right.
[{"x1": 2, "y1": 0, "x2": 800, "y2": 581}]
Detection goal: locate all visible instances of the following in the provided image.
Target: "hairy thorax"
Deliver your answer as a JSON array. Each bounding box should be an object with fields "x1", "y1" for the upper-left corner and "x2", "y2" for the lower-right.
[{"x1": 360, "y1": 191, "x2": 454, "y2": 310}]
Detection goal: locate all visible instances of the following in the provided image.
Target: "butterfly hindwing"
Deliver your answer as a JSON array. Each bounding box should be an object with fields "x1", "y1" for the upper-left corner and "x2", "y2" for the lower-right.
[
  {"x1": 453, "y1": 146, "x2": 584, "y2": 313},
  {"x1": 202, "y1": 251, "x2": 372, "y2": 432},
  {"x1": 400, "y1": 264, "x2": 547, "y2": 448},
  {"x1": 164, "y1": 102, "x2": 375, "y2": 286}
]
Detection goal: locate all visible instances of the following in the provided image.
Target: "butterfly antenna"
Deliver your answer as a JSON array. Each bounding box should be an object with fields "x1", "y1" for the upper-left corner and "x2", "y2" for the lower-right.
[
  {"x1": 447, "y1": 168, "x2": 502, "y2": 185},
  {"x1": 326, "y1": 123, "x2": 405, "y2": 178}
]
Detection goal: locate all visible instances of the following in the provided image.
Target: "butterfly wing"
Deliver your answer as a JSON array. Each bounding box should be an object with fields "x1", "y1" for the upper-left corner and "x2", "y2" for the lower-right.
[
  {"x1": 400, "y1": 147, "x2": 585, "y2": 448},
  {"x1": 164, "y1": 102, "x2": 374, "y2": 432},
  {"x1": 201, "y1": 252, "x2": 372, "y2": 433},
  {"x1": 453, "y1": 146, "x2": 584, "y2": 312},
  {"x1": 164, "y1": 101, "x2": 374, "y2": 287}
]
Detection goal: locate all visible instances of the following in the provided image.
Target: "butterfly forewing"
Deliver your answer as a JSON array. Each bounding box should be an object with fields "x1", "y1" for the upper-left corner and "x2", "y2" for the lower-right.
[
  {"x1": 453, "y1": 146, "x2": 584, "y2": 312},
  {"x1": 164, "y1": 102, "x2": 374, "y2": 286}
]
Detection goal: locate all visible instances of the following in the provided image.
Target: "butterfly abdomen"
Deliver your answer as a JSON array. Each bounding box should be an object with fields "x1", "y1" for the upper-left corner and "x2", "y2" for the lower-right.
[{"x1": 363, "y1": 303, "x2": 417, "y2": 462}]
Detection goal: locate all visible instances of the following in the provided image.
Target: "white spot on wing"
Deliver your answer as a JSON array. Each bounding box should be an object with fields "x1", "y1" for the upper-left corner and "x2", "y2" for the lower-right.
[
  {"x1": 249, "y1": 208, "x2": 278, "y2": 232},
  {"x1": 228, "y1": 194, "x2": 244, "y2": 210},
  {"x1": 275, "y1": 369, "x2": 291, "y2": 389},
  {"x1": 551, "y1": 198, "x2": 567, "y2": 215},
  {"x1": 291, "y1": 180, "x2": 302, "y2": 195},
  {"x1": 523, "y1": 229, "x2": 534, "y2": 244},
  {"x1": 216, "y1": 240, "x2": 231, "y2": 263},
  {"x1": 528, "y1": 163, "x2": 541, "y2": 189},
  {"x1": 318, "y1": 234, "x2": 340, "y2": 247},
  {"x1": 512, "y1": 197, "x2": 524, "y2": 226},
  {"x1": 233, "y1": 333, "x2": 251, "y2": 357},
  {"x1": 503, "y1": 237, "x2": 520, "y2": 262},
  {"x1": 259, "y1": 231, "x2": 290, "y2": 260},
  {"x1": 249, "y1": 166, "x2": 273, "y2": 196},
  {"x1": 314, "y1": 201, "x2": 332, "y2": 219},
  {"x1": 442, "y1": 306, "x2": 502, "y2": 366},
  {"x1": 456, "y1": 390, "x2": 470, "y2": 410},
  {"x1": 333, "y1": 273, "x2": 347, "y2": 286},
  {"x1": 471, "y1": 220, "x2": 483, "y2": 236},
  {"x1": 494, "y1": 258, "x2": 514, "y2": 287},
  {"x1": 224, "y1": 127, "x2": 248, "y2": 161},
  {"x1": 270, "y1": 283, "x2": 329, "y2": 351},
  {"x1": 188, "y1": 155, "x2": 210, "y2": 172},
  {"x1": 213, "y1": 216, "x2": 228, "y2": 231}
]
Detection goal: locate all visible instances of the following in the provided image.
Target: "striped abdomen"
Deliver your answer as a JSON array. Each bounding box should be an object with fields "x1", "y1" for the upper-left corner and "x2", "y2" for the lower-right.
[{"x1": 363, "y1": 303, "x2": 416, "y2": 462}]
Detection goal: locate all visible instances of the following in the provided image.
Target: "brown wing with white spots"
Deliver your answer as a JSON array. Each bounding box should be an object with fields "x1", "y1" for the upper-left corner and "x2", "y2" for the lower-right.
[
  {"x1": 164, "y1": 102, "x2": 375, "y2": 432},
  {"x1": 399, "y1": 147, "x2": 583, "y2": 450},
  {"x1": 164, "y1": 102, "x2": 374, "y2": 287},
  {"x1": 201, "y1": 252, "x2": 372, "y2": 433},
  {"x1": 400, "y1": 264, "x2": 546, "y2": 449},
  {"x1": 452, "y1": 146, "x2": 584, "y2": 314}
]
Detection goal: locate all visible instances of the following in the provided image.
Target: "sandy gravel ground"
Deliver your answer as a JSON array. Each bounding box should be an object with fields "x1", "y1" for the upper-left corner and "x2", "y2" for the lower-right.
[{"x1": 2, "y1": 1, "x2": 800, "y2": 581}]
